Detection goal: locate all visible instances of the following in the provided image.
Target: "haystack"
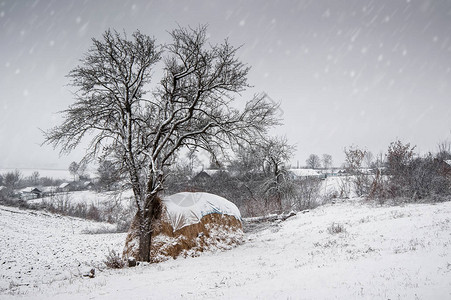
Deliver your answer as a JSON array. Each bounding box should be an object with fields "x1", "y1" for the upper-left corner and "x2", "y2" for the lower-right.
[{"x1": 123, "y1": 192, "x2": 243, "y2": 263}]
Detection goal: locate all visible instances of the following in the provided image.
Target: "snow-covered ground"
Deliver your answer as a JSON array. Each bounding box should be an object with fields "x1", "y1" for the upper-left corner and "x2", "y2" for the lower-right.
[
  {"x1": 29, "y1": 190, "x2": 135, "y2": 207},
  {"x1": 0, "y1": 206, "x2": 126, "y2": 294},
  {"x1": 1, "y1": 199, "x2": 451, "y2": 299}
]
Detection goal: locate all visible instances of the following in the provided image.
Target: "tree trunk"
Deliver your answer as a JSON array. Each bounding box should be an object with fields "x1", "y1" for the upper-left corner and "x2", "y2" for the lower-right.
[
  {"x1": 138, "y1": 208, "x2": 152, "y2": 262},
  {"x1": 138, "y1": 192, "x2": 162, "y2": 262}
]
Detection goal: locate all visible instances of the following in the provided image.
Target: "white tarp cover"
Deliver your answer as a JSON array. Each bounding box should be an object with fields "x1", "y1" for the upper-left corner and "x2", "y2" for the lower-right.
[{"x1": 162, "y1": 192, "x2": 242, "y2": 232}]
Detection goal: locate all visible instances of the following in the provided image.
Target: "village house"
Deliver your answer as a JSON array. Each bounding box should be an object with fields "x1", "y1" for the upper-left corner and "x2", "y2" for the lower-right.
[
  {"x1": 19, "y1": 187, "x2": 42, "y2": 200},
  {"x1": 58, "y1": 182, "x2": 74, "y2": 192}
]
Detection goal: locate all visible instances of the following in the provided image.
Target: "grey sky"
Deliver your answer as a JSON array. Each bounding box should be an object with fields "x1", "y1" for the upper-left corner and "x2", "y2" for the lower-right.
[{"x1": 1, "y1": 0, "x2": 450, "y2": 169}]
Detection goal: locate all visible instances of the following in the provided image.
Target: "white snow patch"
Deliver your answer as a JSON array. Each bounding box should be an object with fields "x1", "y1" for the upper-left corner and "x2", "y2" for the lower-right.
[{"x1": 1, "y1": 200, "x2": 450, "y2": 299}]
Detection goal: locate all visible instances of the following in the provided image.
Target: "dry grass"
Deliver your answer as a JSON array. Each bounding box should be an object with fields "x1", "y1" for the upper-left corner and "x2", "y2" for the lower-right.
[
  {"x1": 327, "y1": 222, "x2": 347, "y2": 234},
  {"x1": 123, "y1": 203, "x2": 243, "y2": 263}
]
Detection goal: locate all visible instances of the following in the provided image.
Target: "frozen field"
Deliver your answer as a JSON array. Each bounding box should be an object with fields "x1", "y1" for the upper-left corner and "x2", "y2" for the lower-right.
[{"x1": 1, "y1": 199, "x2": 450, "y2": 299}]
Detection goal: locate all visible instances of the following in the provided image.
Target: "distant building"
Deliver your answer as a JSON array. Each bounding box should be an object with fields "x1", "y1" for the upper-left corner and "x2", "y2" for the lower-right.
[
  {"x1": 83, "y1": 181, "x2": 94, "y2": 190},
  {"x1": 58, "y1": 182, "x2": 73, "y2": 192},
  {"x1": 20, "y1": 187, "x2": 42, "y2": 200},
  {"x1": 288, "y1": 168, "x2": 325, "y2": 179},
  {"x1": 191, "y1": 171, "x2": 212, "y2": 184},
  {"x1": 41, "y1": 186, "x2": 58, "y2": 197}
]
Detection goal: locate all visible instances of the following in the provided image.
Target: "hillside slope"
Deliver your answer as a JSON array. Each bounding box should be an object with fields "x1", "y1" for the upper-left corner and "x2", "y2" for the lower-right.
[{"x1": 1, "y1": 200, "x2": 451, "y2": 299}]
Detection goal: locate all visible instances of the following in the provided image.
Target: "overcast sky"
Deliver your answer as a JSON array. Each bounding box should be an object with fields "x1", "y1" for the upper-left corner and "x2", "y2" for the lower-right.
[{"x1": 1, "y1": 0, "x2": 450, "y2": 170}]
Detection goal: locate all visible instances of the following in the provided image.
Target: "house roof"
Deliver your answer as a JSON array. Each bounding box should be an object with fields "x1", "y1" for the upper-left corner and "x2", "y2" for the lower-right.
[
  {"x1": 21, "y1": 187, "x2": 42, "y2": 193},
  {"x1": 288, "y1": 168, "x2": 321, "y2": 177},
  {"x1": 445, "y1": 160, "x2": 451, "y2": 167},
  {"x1": 192, "y1": 171, "x2": 212, "y2": 181},
  {"x1": 203, "y1": 169, "x2": 225, "y2": 176},
  {"x1": 59, "y1": 182, "x2": 71, "y2": 188}
]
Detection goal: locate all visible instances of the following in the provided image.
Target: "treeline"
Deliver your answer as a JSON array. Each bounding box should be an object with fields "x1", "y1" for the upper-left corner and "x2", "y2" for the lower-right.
[
  {"x1": 0, "y1": 170, "x2": 64, "y2": 195},
  {"x1": 343, "y1": 140, "x2": 451, "y2": 203}
]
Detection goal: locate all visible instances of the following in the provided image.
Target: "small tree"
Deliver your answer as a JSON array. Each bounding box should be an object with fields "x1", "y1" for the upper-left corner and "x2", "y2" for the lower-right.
[
  {"x1": 386, "y1": 140, "x2": 415, "y2": 175},
  {"x1": 260, "y1": 136, "x2": 296, "y2": 213},
  {"x1": 437, "y1": 140, "x2": 451, "y2": 160},
  {"x1": 68, "y1": 161, "x2": 79, "y2": 181},
  {"x1": 306, "y1": 154, "x2": 321, "y2": 169},
  {"x1": 97, "y1": 159, "x2": 121, "y2": 191},
  {"x1": 364, "y1": 151, "x2": 374, "y2": 168},
  {"x1": 296, "y1": 177, "x2": 321, "y2": 210},
  {"x1": 77, "y1": 163, "x2": 88, "y2": 180},
  {"x1": 322, "y1": 154, "x2": 333, "y2": 170},
  {"x1": 30, "y1": 171, "x2": 40, "y2": 185},
  {"x1": 385, "y1": 140, "x2": 416, "y2": 198},
  {"x1": 228, "y1": 144, "x2": 263, "y2": 177},
  {"x1": 344, "y1": 146, "x2": 370, "y2": 197},
  {"x1": 3, "y1": 170, "x2": 21, "y2": 196}
]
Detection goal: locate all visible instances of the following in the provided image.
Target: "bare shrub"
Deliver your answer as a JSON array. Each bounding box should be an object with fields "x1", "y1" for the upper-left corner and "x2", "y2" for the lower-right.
[
  {"x1": 337, "y1": 176, "x2": 352, "y2": 198},
  {"x1": 370, "y1": 140, "x2": 451, "y2": 203},
  {"x1": 242, "y1": 197, "x2": 279, "y2": 217},
  {"x1": 327, "y1": 222, "x2": 346, "y2": 234},
  {"x1": 344, "y1": 146, "x2": 372, "y2": 197},
  {"x1": 103, "y1": 249, "x2": 125, "y2": 269},
  {"x1": 294, "y1": 177, "x2": 321, "y2": 210}
]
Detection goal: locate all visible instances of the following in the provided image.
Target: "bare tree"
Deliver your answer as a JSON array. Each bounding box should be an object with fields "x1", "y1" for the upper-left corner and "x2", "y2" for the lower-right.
[
  {"x1": 322, "y1": 154, "x2": 333, "y2": 170},
  {"x1": 97, "y1": 159, "x2": 122, "y2": 191},
  {"x1": 30, "y1": 171, "x2": 40, "y2": 185},
  {"x1": 374, "y1": 151, "x2": 385, "y2": 168},
  {"x1": 364, "y1": 151, "x2": 374, "y2": 168},
  {"x1": 306, "y1": 154, "x2": 321, "y2": 169},
  {"x1": 437, "y1": 140, "x2": 451, "y2": 160},
  {"x1": 43, "y1": 26, "x2": 279, "y2": 261},
  {"x1": 3, "y1": 170, "x2": 21, "y2": 196},
  {"x1": 77, "y1": 162, "x2": 88, "y2": 180},
  {"x1": 385, "y1": 140, "x2": 416, "y2": 197},
  {"x1": 68, "y1": 161, "x2": 79, "y2": 182},
  {"x1": 344, "y1": 146, "x2": 370, "y2": 197},
  {"x1": 228, "y1": 144, "x2": 263, "y2": 176},
  {"x1": 259, "y1": 136, "x2": 296, "y2": 212}
]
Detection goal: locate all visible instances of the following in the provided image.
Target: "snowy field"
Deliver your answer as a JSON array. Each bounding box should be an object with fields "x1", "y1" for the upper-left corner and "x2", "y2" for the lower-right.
[
  {"x1": 1, "y1": 199, "x2": 451, "y2": 299},
  {"x1": 28, "y1": 190, "x2": 135, "y2": 207}
]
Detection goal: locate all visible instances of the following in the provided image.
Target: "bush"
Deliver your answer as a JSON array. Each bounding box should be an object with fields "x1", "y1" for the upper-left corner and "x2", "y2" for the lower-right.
[
  {"x1": 103, "y1": 249, "x2": 125, "y2": 269},
  {"x1": 294, "y1": 177, "x2": 321, "y2": 210},
  {"x1": 327, "y1": 222, "x2": 346, "y2": 234},
  {"x1": 369, "y1": 140, "x2": 451, "y2": 203}
]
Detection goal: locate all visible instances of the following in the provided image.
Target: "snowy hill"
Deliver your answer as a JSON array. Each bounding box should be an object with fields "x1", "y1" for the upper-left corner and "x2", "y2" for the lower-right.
[{"x1": 1, "y1": 200, "x2": 451, "y2": 299}]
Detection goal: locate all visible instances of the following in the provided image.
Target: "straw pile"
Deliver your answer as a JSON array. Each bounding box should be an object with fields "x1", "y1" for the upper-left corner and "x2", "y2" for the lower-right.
[{"x1": 123, "y1": 197, "x2": 243, "y2": 263}]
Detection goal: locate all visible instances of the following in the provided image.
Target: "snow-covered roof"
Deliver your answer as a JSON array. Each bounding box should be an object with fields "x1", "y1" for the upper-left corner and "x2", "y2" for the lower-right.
[
  {"x1": 203, "y1": 169, "x2": 227, "y2": 176},
  {"x1": 289, "y1": 168, "x2": 321, "y2": 177},
  {"x1": 21, "y1": 187, "x2": 42, "y2": 193},
  {"x1": 445, "y1": 160, "x2": 451, "y2": 167},
  {"x1": 162, "y1": 192, "x2": 241, "y2": 231},
  {"x1": 59, "y1": 182, "x2": 71, "y2": 188}
]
